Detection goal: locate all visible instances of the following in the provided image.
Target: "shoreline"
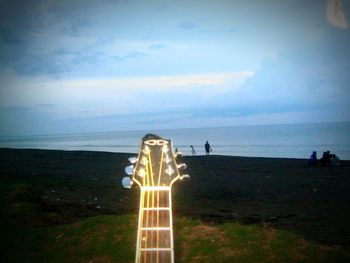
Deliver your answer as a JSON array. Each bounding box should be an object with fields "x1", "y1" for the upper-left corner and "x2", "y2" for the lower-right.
[
  {"x1": 1, "y1": 121, "x2": 350, "y2": 160},
  {"x1": 2, "y1": 147, "x2": 349, "y2": 161},
  {"x1": 1, "y1": 148, "x2": 350, "y2": 247}
]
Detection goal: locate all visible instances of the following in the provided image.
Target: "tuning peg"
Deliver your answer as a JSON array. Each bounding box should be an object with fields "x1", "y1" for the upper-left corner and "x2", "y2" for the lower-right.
[
  {"x1": 125, "y1": 165, "x2": 134, "y2": 176},
  {"x1": 162, "y1": 145, "x2": 169, "y2": 153},
  {"x1": 128, "y1": 157, "x2": 138, "y2": 164},
  {"x1": 165, "y1": 165, "x2": 175, "y2": 176},
  {"x1": 164, "y1": 155, "x2": 172, "y2": 164},
  {"x1": 177, "y1": 163, "x2": 187, "y2": 169},
  {"x1": 140, "y1": 156, "x2": 148, "y2": 165},
  {"x1": 179, "y1": 174, "x2": 190, "y2": 180},
  {"x1": 137, "y1": 168, "x2": 146, "y2": 177},
  {"x1": 142, "y1": 145, "x2": 151, "y2": 155},
  {"x1": 122, "y1": 176, "x2": 133, "y2": 188}
]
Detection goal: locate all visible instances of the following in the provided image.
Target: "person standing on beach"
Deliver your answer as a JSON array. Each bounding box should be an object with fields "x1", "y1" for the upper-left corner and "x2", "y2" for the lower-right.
[
  {"x1": 190, "y1": 145, "x2": 196, "y2": 155},
  {"x1": 308, "y1": 151, "x2": 318, "y2": 165},
  {"x1": 205, "y1": 141, "x2": 211, "y2": 155}
]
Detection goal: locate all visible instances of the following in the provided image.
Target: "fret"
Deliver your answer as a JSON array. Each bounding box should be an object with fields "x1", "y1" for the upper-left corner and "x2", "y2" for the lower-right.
[
  {"x1": 141, "y1": 210, "x2": 170, "y2": 228},
  {"x1": 140, "y1": 229, "x2": 171, "y2": 249},
  {"x1": 137, "y1": 188, "x2": 174, "y2": 262},
  {"x1": 140, "y1": 251, "x2": 172, "y2": 262},
  {"x1": 140, "y1": 227, "x2": 171, "y2": 230},
  {"x1": 142, "y1": 207, "x2": 170, "y2": 211},
  {"x1": 142, "y1": 190, "x2": 169, "y2": 208},
  {"x1": 141, "y1": 248, "x2": 172, "y2": 251},
  {"x1": 142, "y1": 186, "x2": 171, "y2": 191}
]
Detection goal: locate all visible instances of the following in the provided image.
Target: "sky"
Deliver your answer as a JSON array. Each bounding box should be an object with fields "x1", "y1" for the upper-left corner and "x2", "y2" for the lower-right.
[{"x1": 0, "y1": 0, "x2": 349, "y2": 136}]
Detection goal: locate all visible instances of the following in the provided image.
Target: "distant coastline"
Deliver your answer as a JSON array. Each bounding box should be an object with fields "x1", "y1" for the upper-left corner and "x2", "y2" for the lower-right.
[
  {"x1": 0, "y1": 147, "x2": 309, "y2": 160},
  {"x1": 0, "y1": 122, "x2": 349, "y2": 160}
]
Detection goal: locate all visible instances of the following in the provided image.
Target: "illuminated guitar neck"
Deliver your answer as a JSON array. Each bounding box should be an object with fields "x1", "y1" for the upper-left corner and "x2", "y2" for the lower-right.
[
  {"x1": 136, "y1": 187, "x2": 174, "y2": 263},
  {"x1": 125, "y1": 134, "x2": 188, "y2": 263}
]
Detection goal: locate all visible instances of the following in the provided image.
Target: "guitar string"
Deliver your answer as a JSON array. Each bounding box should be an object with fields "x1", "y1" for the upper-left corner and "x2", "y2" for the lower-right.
[
  {"x1": 143, "y1": 151, "x2": 150, "y2": 263},
  {"x1": 148, "y1": 148, "x2": 155, "y2": 262},
  {"x1": 169, "y1": 188, "x2": 174, "y2": 263},
  {"x1": 138, "y1": 141, "x2": 173, "y2": 262},
  {"x1": 137, "y1": 151, "x2": 147, "y2": 263},
  {"x1": 168, "y1": 144, "x2": 174, "y2": 262},
  {"x1": 156, "y1": 148, "x2": 164, "y2": 263}
]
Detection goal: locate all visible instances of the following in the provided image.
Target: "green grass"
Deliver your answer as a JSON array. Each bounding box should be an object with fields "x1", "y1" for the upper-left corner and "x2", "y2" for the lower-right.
[
  {"x1": 1, "y1": 214, "x2": 349, "y2": 263},
  {"x1": 1, "y1": 181, "x2": 349, "y2": 262},
  {"x1": 0, "y1": 214, "x2": 136, "y2": 263},
  {"x1": 175, "y1": 218, "x2": 349, "y2": 263}
]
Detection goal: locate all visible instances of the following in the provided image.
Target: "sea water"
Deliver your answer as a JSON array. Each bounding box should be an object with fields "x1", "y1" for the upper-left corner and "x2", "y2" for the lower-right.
[{"x1": 0, "y1": 122, "x2": 349, "y2": 160}]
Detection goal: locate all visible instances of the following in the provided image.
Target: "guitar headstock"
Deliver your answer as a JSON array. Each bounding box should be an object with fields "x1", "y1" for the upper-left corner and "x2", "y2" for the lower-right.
[{"x1": 122, "y1": 134, "x2": 189, "y2": 189}]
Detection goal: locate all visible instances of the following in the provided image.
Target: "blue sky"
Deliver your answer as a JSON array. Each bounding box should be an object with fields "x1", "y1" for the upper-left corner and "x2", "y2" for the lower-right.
[{"x1": 0, "y1": 0, "x2": 349, "y2": 136}]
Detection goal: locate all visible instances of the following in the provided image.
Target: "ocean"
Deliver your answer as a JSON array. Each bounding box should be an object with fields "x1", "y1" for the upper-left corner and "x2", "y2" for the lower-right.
[{"x1": 1, "y1": 122, "x2": 349, "y2": 160}]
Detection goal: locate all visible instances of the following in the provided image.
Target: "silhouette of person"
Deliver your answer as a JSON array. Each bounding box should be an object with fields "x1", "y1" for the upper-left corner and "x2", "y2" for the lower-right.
[
  {"x1": 308, "y1": 151, "x2": 318, "y2": 165},
  {"x1": 204, "y1": 141, "x2": 211, "y2": 155},
  {"x1": 190, "y1": 145, "x2": 196, "y2": 155},
  {"x1": 321, "y1": 150, "x2": 331, "y2": 166},
  {"x1": 330, "y1": 154, "x2": 341, "y2": 166}
]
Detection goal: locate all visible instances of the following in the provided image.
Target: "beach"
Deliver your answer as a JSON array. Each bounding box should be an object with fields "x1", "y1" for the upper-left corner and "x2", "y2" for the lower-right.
[
  {"x1": 1, "y1": 148, "x2": 350, "y2": 248},
  {"x1": 2, "y1": 122, "x2": 350, "y2": 160}
]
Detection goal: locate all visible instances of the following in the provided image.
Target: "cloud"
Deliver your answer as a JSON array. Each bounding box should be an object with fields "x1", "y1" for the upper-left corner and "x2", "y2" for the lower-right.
[
  {"x1": 0, "y1": 0, "x2": 108, "y2": 75},
  {"x1": 149, "y1": 44, "x2": 167, "y2": 50},
  {"x1": 1, "y1": 0, "x2": 288, "y2": 77},
  {"x1": 113, "y1": 51, "x2": 148, "y2": 61},
  {"x1": 1, "y1": 0, "x2": 350, "y2": 136},
  {"x1": 218, "y1": 43, "x2": 350, "y2": 122},
  {"x1": 0, "y1": 105, "x2": 55, "y2": 135},
  {"x1": 178, "y1": 20, "x2": 200, "y2": 31},
  {"x1": 0, "y1": 70, "x2": 254, "y2": 118}
]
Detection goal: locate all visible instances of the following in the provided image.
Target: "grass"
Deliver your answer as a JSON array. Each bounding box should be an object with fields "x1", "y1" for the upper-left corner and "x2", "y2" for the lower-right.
[
  {"x1": 1, "y1": 180, "x2": 349, "y2": 262},
  {"x1": 174, "y1": 217, "x2": 350, "y2": 263},
  {"x1": 1, "y1": 213, "x2": 349, "y2": 263},
  {"x1": 1, "y1": 214, "x2": 136, "y2": 263}
]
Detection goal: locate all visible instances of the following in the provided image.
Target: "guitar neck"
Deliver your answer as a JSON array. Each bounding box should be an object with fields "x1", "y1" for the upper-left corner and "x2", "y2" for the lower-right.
[
  {"x1": 128, "y1": 134, "x2": 188, "y2": 263},
  {"x1": 135, "y1": 187, "x2": 174, "y2": 263}
]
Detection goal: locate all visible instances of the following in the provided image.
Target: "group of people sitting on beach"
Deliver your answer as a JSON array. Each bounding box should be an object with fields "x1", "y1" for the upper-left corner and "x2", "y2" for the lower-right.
[{"x1": 308, "y1": 150, "x2": 341, "y2": 166}]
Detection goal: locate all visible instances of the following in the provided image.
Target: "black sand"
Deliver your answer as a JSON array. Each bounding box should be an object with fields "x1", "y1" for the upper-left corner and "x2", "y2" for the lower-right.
[{"x1": 0, "y1": 148, "x2": 349, "y2": 247}]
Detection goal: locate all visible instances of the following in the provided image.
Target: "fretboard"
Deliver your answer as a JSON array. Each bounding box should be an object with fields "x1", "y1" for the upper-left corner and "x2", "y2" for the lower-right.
[{"x1": 135, "y1": 187, "x2": 174, "y2": 263}]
